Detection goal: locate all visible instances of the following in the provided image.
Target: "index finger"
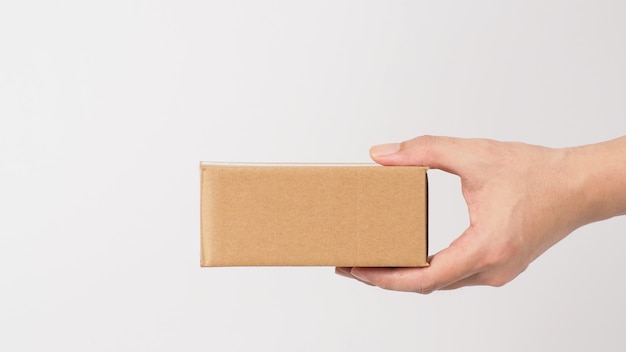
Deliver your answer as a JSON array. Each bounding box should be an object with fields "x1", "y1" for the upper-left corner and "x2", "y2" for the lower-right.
[{"x1": 350, "y1": 234, "x2": 480, "y2": 294}]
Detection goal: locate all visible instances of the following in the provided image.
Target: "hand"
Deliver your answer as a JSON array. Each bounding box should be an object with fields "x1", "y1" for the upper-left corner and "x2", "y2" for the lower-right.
[{"x1": 336, "y1": 135, "x2": 626, "y2": 293}]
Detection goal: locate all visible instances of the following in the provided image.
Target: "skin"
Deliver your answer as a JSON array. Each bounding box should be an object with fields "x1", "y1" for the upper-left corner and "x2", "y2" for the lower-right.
[{"x1": 336, "y1": 135, "x2": 626, "y2": 293}]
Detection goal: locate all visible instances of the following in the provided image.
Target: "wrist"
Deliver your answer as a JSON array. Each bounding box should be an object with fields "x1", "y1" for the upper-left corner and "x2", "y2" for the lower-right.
[{"x1": 565, "y1": 137, "x2": 626, "y2": 227}]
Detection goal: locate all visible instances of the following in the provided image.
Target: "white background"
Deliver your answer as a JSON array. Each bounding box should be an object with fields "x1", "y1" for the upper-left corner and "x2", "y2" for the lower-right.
[{"x1": 1, "y1": 1, "x2": 626, "y2": 351}]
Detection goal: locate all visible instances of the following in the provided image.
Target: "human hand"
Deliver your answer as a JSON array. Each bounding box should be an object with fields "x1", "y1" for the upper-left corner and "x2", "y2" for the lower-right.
[{"x1": 336, "y1": 135, "x2": 626, "y2": 293}]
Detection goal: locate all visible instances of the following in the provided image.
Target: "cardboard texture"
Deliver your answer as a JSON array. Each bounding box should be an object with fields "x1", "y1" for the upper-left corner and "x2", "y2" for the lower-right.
[{"x1": 200, "y1": 163, "x2": 428, "y2": 267}]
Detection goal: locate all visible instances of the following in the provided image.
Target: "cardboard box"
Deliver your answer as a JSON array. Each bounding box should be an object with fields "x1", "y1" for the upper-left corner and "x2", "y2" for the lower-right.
[{"x1": 200, "y1": 163, "x2": 428, "y2": 267}]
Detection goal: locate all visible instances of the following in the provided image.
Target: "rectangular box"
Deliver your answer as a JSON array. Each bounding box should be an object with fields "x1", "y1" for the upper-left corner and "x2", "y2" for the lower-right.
[{"x1": 200, "y1": 163, "x2": 428, "y2": 267}]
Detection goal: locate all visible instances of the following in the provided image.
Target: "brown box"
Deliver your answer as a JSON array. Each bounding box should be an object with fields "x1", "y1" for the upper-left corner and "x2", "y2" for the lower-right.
[{"x1": 200, "y1": 163, "x2": 428, "y2": 267}]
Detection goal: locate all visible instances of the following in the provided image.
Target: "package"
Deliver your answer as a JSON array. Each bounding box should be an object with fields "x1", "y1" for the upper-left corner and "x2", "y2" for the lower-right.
[{"x1": 200, "y1": 163, "x2": 428, "y2": 267}]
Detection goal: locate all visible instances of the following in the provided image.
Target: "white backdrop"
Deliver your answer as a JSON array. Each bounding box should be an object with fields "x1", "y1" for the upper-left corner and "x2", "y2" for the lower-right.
[{"x1": 1, "y1": 1, "x2": 626, "y2": 351}]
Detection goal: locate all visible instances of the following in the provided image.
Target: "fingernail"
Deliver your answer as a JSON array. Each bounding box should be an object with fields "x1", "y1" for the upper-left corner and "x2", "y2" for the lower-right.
[
  {"x1": 335, "y1": 267, "x2": 353, "y2": 279},
  {"x1": 350, "y1": 268, "x2": 373, "y2": 285},
  {"x1": 370, "y1": 143, "x2": 400, "y2": 158}
]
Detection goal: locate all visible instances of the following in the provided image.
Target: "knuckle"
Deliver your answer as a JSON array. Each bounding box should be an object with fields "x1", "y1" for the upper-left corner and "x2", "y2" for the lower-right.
[
  {"x1": 415, "y1": 134, "x2": 438, "y2": 152},
  {"x1": 416, "y1": 283, "x2": 437, "y2": 295},
  {"x1": 479, "y1": 241, "x2": 520, "y2": 270},
  {"x1": 402, "y1": 135, "x2": 436, "y2": 151},
  {"x1": 375, "y1": 272, "x2": 437, "y2": 294},
  {"x1": 485, "y1": 275, "x2": 511, "y2": 288},
  {"x1": 373, "y1": 278, "x2": 393, "y2": 290},
  {"x1": 399, "y1": 135, "x2": 440, "y2": 166},
  {"x1": 477, "y1": 252, "x2": 502, "y2": 271},
  {"x1": 480, "y1": 264, "x2": 528, "y2": 288},
  {"x1": 411, "y1": 276, "x2": 437, "y2": 294}
]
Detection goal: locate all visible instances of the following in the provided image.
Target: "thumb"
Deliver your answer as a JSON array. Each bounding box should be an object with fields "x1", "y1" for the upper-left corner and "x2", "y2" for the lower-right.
[{"x1": 370, "y1": 135, "x2": 479, "y2": 176}]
